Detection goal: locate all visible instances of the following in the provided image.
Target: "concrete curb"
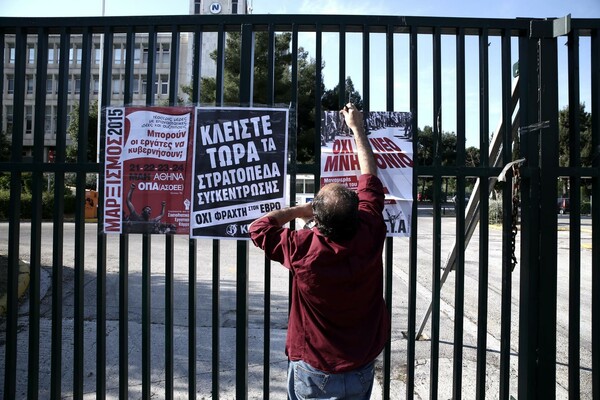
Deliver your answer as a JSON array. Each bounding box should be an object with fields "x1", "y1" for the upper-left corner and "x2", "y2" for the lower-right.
[{"x1": 0, "y1": 259, "x2": 30, "y2": 317}]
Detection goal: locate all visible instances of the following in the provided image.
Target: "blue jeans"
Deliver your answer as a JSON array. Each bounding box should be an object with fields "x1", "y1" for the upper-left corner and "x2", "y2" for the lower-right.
[{"x1": 287, "y1": 359, "x2": 375, "y2": 400}]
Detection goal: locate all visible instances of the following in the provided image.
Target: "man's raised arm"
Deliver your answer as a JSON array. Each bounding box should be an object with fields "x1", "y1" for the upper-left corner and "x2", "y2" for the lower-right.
[{"x1": 340, "y1": 103, "x2": 377, "y2": 176}]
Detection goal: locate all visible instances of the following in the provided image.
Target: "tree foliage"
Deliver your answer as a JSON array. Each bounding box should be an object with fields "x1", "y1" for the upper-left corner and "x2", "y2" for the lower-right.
[
  {"x1": 66, "y1": 100, "x2": 98, "y2": 163},
  {"x1": 197, "y1": 31, "x2": 324, "y2": 163},
  {"x1": 0, "y1": 131, "x2": 10, "y2": 162},
  {"x1": 320, "y1": 77, "x2": 363, "y2": 111},
  {"x1": 558, "y1": 103, "x2": 593, "y2": 167}
]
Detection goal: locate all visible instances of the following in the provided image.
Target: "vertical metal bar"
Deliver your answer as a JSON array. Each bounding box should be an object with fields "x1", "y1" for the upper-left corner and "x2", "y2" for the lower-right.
[
  {"x1": 142, "y1": 26, "x2": 156, "y2": 400},
  {"x1": 188, "y1": 239, "x2": 197, "y2": 399},
  {"x1": 123, "y1": 28, "x2": 135, "y2": 105},
  {"x1": 3, "y1": 26, "x2": 25, "y2": 400},
  {"x1": 189, "y1": 24, "x2": 201, "y2": 400},
  {"x1": 146, "y1": 26, "x2": 157, "y2": 105},
  {"x1": 591, "y1": 25, "x2": 600, "y2": 400},
  {"x1": 215, "y1": 24, "x2": 225, "y2": 106},
  {"x1": 96, "y1": 25, "x2": 113, "y2": 400},
  {"x1": 141, "y1": 233, "x2": 152, "y2": 400},
  {"x1": 289, "y1": 25, "x2": 299, "y2": 211},
  {"x1": 406, "y1": 25, "x2": 418, "y2": 400},
  {"x1": 429, "y1": 27, "x2": 442, "y2": 400},
  {"x1": 499, "y1": 29, "x2": 513, "y2": 400},
  {"x1": 168, "y1": 25, "x2": 180, "y2": 106},
  {"x1": 382, "y1": 23, "x2": 394, "y2": 400},
  {"x1": 338, "y1": 24, "x2": 346, "y2": 107},
  {"x1": 73, "y1": 26, "x2": 92, "y2": 400},
  {"x1": 452, "y1": 27, "x2": 466, "y2": 400},
  {"x1": 567, "y1": 28, "x2": 582, "y2": 400},
  {"x1": 119, "y1": 233, "x2": 129, "y2": 399},
  {"x1": 211, "y1": 23, "x2": 225, "y2": 400},
  {"x1": 314, "y1": 25, "x2": 323, "y2": 175},
  {"x1": 96, "y1": 96, "x2": 108, "y2": 400},
  {"x1": 165, "y1": 235, "x2": 174, "y2": 400},
  {"x1": 475, "y1": 28, "x2": 490, "y2": 400},
  {"x1": 262, "y1": 252, "x2": 271, "y2": 400},
  {"x1": 235, "y1": 23, "x2": 254, "y2": 400},
  {"x1": 262, "y1": 24, "x2": 275, "y2": 400},
  {"x1": 362, "y1": 24, "x2": 370, "y2": 112},
  {"x1": 191, "y1": 25, "x2": 202, "y2": 104},
  {"x1": 212, "y1": 240, "x2": 220, "y2": 400},
  {"x1": 537, "y1": 35, "x2": 559, "y2": 400},
  {"x1": 518, "y1": 28, "x2": 541, "y2": 400},
  {"x1": 51, "y1": 27, "x2": 70, "y2": 400},
  {"x1": 164, "y1": 26, "x2": 180, "y2": 400},
  {"x1": 27, "y1": 28, "x2": 48, "y2": 400}
]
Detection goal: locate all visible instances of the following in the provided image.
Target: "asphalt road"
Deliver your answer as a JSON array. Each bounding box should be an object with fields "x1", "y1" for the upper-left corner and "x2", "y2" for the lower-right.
[{"x1": 0, "y1": 214, "x2": 593, "y2": 399}]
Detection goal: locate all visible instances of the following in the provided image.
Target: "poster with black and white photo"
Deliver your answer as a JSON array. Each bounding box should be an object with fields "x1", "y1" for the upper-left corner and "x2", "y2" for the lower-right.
[
  {"x1": 191, "y1": 107, "x2": 289, "y2": 239},
  {"x1": 321, "y1": 110, "x2": 413, "y2": 237},
  {"x1": 103, "y1": 106, "x2": 195, "y2": 235}
]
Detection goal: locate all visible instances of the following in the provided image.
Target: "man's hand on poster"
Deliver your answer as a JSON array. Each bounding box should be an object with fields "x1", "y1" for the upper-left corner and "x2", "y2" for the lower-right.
[{"x1": 339, "y1": 103, "x2": 363, "y2": 135}]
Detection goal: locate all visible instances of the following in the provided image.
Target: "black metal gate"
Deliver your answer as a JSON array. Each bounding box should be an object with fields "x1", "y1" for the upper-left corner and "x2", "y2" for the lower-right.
[{"x1": 1, "y1": 13, "x2": 599, "y2": 399}]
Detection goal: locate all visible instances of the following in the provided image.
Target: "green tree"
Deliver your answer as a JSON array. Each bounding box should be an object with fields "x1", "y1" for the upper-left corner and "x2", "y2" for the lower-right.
[
  {"x1": 320, "y1": 77, "x2": 363, "y2": 111},
  {"x1": 197, "y1": 31, "x2": 323, "y2": 163},
  {"x1": 66, "y1": 100, "x2": 98, "y2": 163},
  {"x1": 558, "y1": 103, "x2": 593, "y2": 167},
  {"x1": 0, "y1": 131, "x2": 11, "y2": 190},
  {"x1": 0, "y1": 131, "x2": 10, "y2": 162}
]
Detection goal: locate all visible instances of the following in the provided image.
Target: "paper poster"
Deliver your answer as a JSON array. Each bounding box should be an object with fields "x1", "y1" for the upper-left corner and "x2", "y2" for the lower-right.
[
  {"x1": 320, "y1": 110, "x2": 413, "y2": 236},
  {"x1": 190, "y1": 107, "x2": 289, "y2": 239},
  {"x1": 103, "y1": 106, "x2": 195, "y2": 234}
]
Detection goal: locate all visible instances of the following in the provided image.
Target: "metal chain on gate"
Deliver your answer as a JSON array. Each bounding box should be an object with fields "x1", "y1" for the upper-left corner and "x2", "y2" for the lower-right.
[
  {"x1": 510, "y1": 164, "x2": 521, "y2": 271},
  {"x1": 498, "y1": 157, "x2": 525, "y2": 272}
]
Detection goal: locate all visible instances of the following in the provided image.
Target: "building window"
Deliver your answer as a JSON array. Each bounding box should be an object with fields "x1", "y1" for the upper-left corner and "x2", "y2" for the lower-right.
[
  {"x1": 134, "y1": 48, "x2": 141, "y2": 64},
  {"x1": 28, "y1": 46, "x2": 35, "y2": 64},
  {"x1": 194, "y1": 0, "x2": 201, "y2": 14},
  {"x1": 162, "y1": 44, "x2": 170, "y2": 64},
  {"x1": 93, "y1": 75, "x2": 99, "y2": 95},
  {"x1": 75, "y1": 76, "x2": 81, "y2": 94},
  {"x1": 48, "y1": 48, "x2": 55, "y2": 64},
  {"x1": 114, "y1": 47, "x2": 122, "y2": 64},
  {"x1": 69, "y1": 48, "x2": 74, "y2": 64},
  {"x1": 27, "y1": 75, "x2": 34, "y2": 95},
  {"x1": 6, "y1": 105, "x2": 13, "y2": 134},
  {"x1": 76, "y1": 48, "x2": 82, "y2": 64},
  {"x1": 142, "y1": 48, "x2": 149, "y2": 64},
  {"x1": 94, "y1": 47, "x2": 101, "y2": 64},
  {"x1": 45, "y1": 106, "x2": 53, "y2": 134},
  {"x1": 68, "y1": 78, "x2": 73, "y2": 94},
  {"x1": 133, "y1": 78, "x2": 140, "y2": 94},
  {"x1": 7, "y1": 75, "x2": 15, "y2": 94},
  {"x1": 141, "y1": 79, "x2": 147, "y2": 95},
  {"x1": 232, "y1": 0, "x2": 238, "y2": 14},
  {"x1": 160, "y1": 75, "x2": 169, "y2": 95},
  {"x1": 9, "y1": 46, "x2": 15, "y2": 64},
  {"x1": 26, "y1": 106, "x2": 33, "y2": 134},
  {"x1": 46, "y1": 76, "x2": 54, "y2": 94},
  {"x1": 112, "y1": 76, "x2": 121, "y2": 94}
]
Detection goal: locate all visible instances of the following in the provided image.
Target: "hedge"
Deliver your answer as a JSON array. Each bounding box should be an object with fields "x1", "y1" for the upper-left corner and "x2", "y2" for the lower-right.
[{"x1": 0, "y1": 190, "x2": 76, "y2": 220}]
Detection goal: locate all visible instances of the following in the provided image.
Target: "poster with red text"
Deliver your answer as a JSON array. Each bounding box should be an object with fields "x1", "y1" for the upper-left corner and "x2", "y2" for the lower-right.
[
  {"x1": 190, "y1": 107, "x2": 289, "y2": 239},
  {"x1": 103, "y1": 106, "x2": 195, "y2": 234},
  {"x1": 320, "y1": 110, "x2": 413, "y2": 237}
]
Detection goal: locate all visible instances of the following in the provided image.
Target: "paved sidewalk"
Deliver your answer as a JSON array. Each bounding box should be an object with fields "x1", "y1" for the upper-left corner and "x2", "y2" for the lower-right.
[{"x1": 0, "y1": 254, "x2": 30, "y2": 317}]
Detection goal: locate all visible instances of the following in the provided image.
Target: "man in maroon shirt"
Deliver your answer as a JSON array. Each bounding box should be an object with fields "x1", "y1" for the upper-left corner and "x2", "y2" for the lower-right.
[{"x1": 250, "y1": 103, "x2": 390, "y2": 399}]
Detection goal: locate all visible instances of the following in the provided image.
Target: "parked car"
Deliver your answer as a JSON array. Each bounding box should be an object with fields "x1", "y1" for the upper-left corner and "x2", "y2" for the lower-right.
[{"x1": 557, "y1": 198, "x2": 570, "y2": 214}]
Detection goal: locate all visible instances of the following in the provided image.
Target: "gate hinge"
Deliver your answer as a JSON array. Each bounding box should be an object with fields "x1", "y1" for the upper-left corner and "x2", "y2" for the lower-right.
[{"x1": 530, "y1": 14, "x2": 571, "y2": 38}]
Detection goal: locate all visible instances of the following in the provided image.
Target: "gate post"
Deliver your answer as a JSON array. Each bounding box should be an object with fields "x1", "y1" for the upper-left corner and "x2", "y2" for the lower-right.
[{"x1": 518, "y1": 17, "x2": 566, "y2": 399}]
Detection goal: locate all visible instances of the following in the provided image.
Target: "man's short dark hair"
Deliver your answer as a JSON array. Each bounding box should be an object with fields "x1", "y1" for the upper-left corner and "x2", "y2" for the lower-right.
[{"x1": 312, "y1": 184, "x2": 359, "y2": 241}]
